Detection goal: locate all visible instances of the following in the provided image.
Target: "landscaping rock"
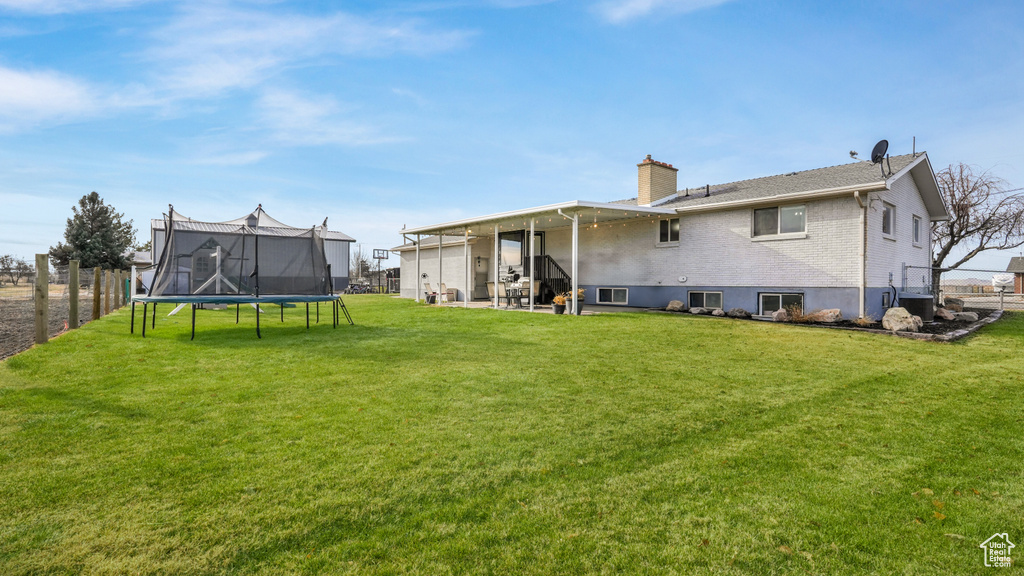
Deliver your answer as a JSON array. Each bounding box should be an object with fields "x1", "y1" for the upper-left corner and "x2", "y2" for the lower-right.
[
  {"x1": 953, "y1": 311, "x2": 979, "y2": 322},
  {"x1": 726, "y1": 307, "x2": 751, "y2": 319},
  {"x1": 944, "y1": 297, "x2": 964, "y2": 312},
  {"x1": 666, "y1": 300, "x2": 686, "y2": 312},
  {"x1": 806, "y1": 308, "x2": 842, "y2": 323},
  {"x1": 882, "y1": 307, "x2": 923, "y2": 332},
  {"x1": 711, "y1": 309, "x2": 726, "y2": 317},
  {"x1": 771, "y1": 308, "x2": 789, "y2": 322},
  {"x1": 689, "y1": 307, "x2": 706, "y2": 315},
  {"x1": 934, "y1": 307, "x2": 955, "y2": 321}
]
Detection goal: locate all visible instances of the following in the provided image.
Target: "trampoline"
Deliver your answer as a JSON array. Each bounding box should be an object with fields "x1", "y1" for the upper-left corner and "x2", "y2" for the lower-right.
[{"x1": 131, "y1": 205, "x2": 353, "y2": 339}]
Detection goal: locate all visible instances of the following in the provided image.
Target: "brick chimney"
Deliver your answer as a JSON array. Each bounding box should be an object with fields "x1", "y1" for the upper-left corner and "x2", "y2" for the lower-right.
[{"x1": 637, "y1": 155, "x2": 678, "y2": 206}]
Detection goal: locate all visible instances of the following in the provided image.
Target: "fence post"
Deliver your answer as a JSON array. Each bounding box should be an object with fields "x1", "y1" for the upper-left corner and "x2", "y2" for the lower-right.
[
  {"x1": 69, "y1": 260, "x2": 79, "y2": 329},
  {"x1": 104, "y1": 270, "x2": 111, "y2": 315},
  {"x1": 34, "y1": 254, "x2": 48, "y2": 345},
  {"x1": 93, "y1": 267, "x2": 101, "y2": 320},
  {"x1": 113, "y1": 269, "x2": 121, "y2": 310}
]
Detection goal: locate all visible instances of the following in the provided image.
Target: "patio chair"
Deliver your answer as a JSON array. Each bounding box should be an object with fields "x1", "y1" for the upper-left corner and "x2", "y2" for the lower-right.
[
  {"x1": 439, "y1": 283, "x2": 457, "y2": 303},
  {"x1": 423, "y1": 282, "x2": 438, "y2": 303}
]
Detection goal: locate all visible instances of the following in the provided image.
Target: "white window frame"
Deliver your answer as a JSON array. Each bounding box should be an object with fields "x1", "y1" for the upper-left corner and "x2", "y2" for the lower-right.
[
  {"x1": 657, "y1": 217, "x2": 680, "y2": 246},
  {"x1": 751, "y1": 204, "x2": 807, "y2": 240},
  {"x1": 912, "y1": 214, "x2": 922, "y2": 247},
  {"x1": 688, "y1": 291, "x2": 723, "y2": 310},
  {"x1": 759, "y1": 293, "x2": 804, "y2": 316},
  {"x1": 596, "y1": 287, "x2": 629, "y2": 305},
  {"x1": 882, "y1": 202, "x2": 895, "y2": 240}
]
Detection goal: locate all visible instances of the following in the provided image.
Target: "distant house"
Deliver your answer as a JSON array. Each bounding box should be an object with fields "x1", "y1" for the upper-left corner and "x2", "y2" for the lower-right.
[
  {"x1": 1006, "y1": 256, "x2": 1024, "y2": 294},
  {"x1": 394, "y1": 151, "x2": 949, "y2": 319}
]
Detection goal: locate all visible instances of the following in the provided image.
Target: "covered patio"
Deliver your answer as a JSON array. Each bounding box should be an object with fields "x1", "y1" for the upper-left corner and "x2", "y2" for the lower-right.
[{"x1": 398, "y1": 201, "x2": 676, "y2": 314}]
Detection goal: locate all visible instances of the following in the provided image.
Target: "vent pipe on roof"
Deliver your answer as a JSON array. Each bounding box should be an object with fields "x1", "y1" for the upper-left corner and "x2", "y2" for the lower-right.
[{"x1": 705, "y1": 184, "x2": 710, "y2": 198}]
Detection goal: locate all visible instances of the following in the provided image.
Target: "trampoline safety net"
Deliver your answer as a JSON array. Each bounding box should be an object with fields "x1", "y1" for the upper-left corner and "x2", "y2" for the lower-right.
[{"x1": 150, "y1": 205, "x2": 332, "y2": 297}]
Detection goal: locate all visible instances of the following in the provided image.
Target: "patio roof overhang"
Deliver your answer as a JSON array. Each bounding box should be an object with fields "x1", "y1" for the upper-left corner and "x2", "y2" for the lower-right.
[{"x1": 400, "y1": 200, "x2": 677, "y2": 238}]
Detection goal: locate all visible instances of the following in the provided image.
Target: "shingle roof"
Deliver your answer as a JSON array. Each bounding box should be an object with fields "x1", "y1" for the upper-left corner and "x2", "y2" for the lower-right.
[
  {"x1": 1007, "y1": 257, "x2": 1024, "y2": 273},
  {"x1": 615, "y1": 153, "x2": 920, "y2": 208}
]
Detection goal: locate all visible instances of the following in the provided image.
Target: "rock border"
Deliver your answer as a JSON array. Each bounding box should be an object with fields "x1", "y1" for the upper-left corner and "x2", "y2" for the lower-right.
[{"x1": 648, "y1": 308, "x2": 1006, "y2": 342}]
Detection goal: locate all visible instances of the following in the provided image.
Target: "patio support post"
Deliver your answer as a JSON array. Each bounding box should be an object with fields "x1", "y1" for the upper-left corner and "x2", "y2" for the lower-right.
[
  {"x1": 529, "y1": 217, "x2": 535, "y2": 312},
  {"x1": 464, "y1": 228, "x2": 469, "y2": 308},
  {"x1": 571, "y1": 211, "x2": 579, "y2": 315},
  {"x1": 438, "y1": 230, "x2": 443, "y2": 303},
  {"x1": 493, "y1": 224, "x2": 499, "y2": 308},
  {"x1": 415, "y1": 234, "x2": 421, "y2": 302}
]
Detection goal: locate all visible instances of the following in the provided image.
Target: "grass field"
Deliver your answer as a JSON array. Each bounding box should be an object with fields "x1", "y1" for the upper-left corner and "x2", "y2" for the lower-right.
[{"x1": 1, "y1": 296, "x2": 1022, "y2": 574}]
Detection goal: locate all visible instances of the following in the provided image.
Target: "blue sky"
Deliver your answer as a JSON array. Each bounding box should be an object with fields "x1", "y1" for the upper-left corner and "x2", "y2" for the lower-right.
[{"x1": 1, "y1": 0, "x2": 1022, "y2": 270}]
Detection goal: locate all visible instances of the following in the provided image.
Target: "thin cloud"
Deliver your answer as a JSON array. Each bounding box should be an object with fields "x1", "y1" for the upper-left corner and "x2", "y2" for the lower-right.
[
  {"x1": 594, "y1": 0, "x2": 734, "y2": 23},
  {"x1": 0, "y1": 65, "x2": 99, "y2": 130},
  {"x1": 257, "y1": 89, "x2": 404, "y2": 147},
  {"x1": 0, "y1": 0, "x2": 150, "y2": 14},
  {"x1": 146, "y1": 5, "x2": 474, "y2": 100},
  {"x1": 191, "y1": 151, "x2": 269, "y2": 166}
]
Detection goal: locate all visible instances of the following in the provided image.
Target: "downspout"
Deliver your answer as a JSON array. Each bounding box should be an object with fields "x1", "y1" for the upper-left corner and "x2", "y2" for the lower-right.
[{"x1": 855, "y1": 191, "x2": 866, "y2": 319}]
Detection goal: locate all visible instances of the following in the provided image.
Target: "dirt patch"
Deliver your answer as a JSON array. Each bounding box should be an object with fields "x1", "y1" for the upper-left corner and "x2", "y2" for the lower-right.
[{"x1": 0, "y1": 297, "x2": 96, "y2": 361}]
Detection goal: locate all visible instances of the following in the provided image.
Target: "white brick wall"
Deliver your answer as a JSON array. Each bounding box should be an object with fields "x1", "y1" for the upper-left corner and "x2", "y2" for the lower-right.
[
  {"x1": 399, "y1": 238, "x2": 489, "y2": 300},
  {"x1": 540, "y1": 196, "x2": 862, "y2": 289},
  {"x1": 866, "y1": 171, "x2": 932, "y2": 287}
]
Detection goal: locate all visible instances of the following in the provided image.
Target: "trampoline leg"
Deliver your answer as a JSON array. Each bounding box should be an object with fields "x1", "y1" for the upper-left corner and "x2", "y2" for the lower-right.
[
  {"x1": 152, "y1": 303, "x2": 157, "y2": 329},
  {"x1": 333, "y1": 299, "x2": 337, "y2": 329},
  {"x1": 130, "y1": 301, "x2": 136, "y2": 334},
  {"x1": 281, "y1": 304, "x2": 284, "y2": 323},
  {"x1": 306, "y1": 303, "x2": 310, "y2": 330},
  {"x1": 142, "y1": 302, "x2": 148, "y2": 338},
  {"x1": 190, "y1": 303, "x2": 196, "y2": 341},
  {"x1": 236, "y1": 303, "x2": 240, "y2": 324},
  {"x1": 256, "y1": 302, "x2": 262, "y2": 339},
  {"x1": 316, "y1": 302, "x2": 320, "y2": 324}
]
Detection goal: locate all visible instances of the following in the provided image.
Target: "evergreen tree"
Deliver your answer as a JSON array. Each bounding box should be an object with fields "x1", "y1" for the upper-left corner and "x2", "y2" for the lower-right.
[{"x1": 49, "y1": 192, "x2": 137, "y2": 269}]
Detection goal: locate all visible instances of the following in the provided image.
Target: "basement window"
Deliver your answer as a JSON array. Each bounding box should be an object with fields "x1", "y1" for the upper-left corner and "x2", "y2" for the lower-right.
[
  {"x1": 760, "y1": 293, "x2": 803, "y2": 316},
  {"x1": 688, "y1": 291, "x2": 722, "y2": 309},
  {"x1": 597, "y1": 287, "x2": 629, "y2": 305}
]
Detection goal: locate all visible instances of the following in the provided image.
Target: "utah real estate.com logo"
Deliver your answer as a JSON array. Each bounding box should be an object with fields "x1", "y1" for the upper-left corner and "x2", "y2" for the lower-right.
[{"x1": 980, "y1": 533, "x2": 1014, "y2": 568}]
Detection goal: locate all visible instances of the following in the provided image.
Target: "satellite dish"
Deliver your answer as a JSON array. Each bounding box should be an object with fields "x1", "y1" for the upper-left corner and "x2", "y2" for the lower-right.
[{"x1": 870, "y1": 140, "x2": 889, "y2": 164}]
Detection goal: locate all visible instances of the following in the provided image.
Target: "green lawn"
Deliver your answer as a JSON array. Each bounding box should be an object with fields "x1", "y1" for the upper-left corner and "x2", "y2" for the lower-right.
[{"x1": 1, "y1": 296, "x2": 1022, "y2": 575}]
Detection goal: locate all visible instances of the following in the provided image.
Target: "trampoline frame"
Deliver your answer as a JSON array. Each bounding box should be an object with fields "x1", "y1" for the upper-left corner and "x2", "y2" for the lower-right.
[{"x1": 130, "y1": 295, "x2": 353, "y2": 340}]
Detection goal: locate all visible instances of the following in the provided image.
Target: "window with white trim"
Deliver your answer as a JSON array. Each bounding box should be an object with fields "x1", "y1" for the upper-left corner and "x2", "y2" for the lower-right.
[
  {"x1": 688, "y1": 291, "x2": 722, "y2": 309},
  {"x1": 759, "y1": 293, "x2": 803, "y2": 315},
  {"x1": 597, "y1": 287, "x2": 628, "y2": 305},
  {"x1": 912, "y1": 215, "x2": 922, "y2": 246},
  {"x1": 882, "y1": 203, "x2": 895, "y2": 238},
  {"x1": 753, "y1": 205, "x2": 805, "y2": 237},
  {"x1": 658, "y1": 218, "x2": 680, "y2": 244}
]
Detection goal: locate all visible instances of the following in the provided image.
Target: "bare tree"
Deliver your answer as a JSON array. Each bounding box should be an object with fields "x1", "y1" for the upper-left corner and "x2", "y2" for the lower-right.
[
  {"x1": 0, "y1": 255, "x2": 33, "y2": 286},
  {"x1": 929, "y1": 163, "x2": 1024, "y2": 301},
  {"x1": 933, "y1": 163, "x2": 1024, "y2": 273},
  {"x1": 350, "y1": 243, "x2": 370, "y2": 281}
]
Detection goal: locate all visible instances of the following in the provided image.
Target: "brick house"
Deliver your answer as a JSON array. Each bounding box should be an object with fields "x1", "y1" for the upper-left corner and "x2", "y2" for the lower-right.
[
  {"x1": 393, "y1": 152, "x2": 948, "y2": 319},
  {"x1": 1006, "y1": 257, "x2": 1024, "y2": 294}
]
